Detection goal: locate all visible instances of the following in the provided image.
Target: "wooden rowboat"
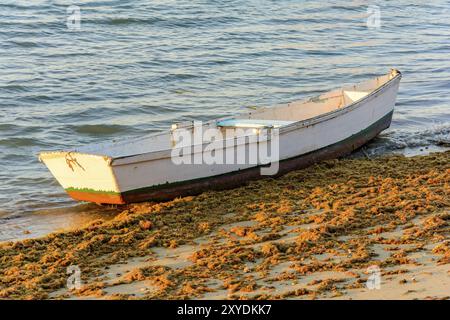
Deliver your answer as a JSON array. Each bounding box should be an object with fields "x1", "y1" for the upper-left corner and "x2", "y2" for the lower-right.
[{"x1": 39, "y1": 69, "x2": 402, "y2": 205}]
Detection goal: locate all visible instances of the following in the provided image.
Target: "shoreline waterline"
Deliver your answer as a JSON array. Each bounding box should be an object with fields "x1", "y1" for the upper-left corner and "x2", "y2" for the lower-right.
[{"x1": 1, "y1": 145, "x2": 448, "y2": 243}]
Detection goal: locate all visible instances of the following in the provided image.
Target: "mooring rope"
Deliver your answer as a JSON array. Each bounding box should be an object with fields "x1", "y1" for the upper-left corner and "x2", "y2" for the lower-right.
[{"x1": 65, "y1": 152, "x2": 85, "y2": 171}]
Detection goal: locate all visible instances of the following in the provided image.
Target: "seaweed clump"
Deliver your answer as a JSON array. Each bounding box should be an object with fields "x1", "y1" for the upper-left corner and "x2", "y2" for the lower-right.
[{"x1": 0, "y1": 151, "x2": 448, "y2": 299}]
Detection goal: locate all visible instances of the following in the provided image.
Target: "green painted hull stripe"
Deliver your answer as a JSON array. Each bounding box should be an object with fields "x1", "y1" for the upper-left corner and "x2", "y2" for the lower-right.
[{"x1": 65, "y1": 187, "x2": 120, "y2": 195}]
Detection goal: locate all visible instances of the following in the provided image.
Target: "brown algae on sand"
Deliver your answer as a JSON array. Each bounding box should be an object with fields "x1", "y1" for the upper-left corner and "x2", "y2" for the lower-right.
[{"x1": 0, "y1": 151, "x2": 449, "y2": 299}]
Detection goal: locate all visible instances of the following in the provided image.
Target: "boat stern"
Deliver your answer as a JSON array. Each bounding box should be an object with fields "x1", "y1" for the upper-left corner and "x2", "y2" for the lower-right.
[{"x1": 38, "y1": 151, "x2": 124, "y2": 204}]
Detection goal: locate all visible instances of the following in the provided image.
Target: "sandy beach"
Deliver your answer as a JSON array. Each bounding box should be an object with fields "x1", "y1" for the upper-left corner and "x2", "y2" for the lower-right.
[{"x1": 0, "y1": 151, "x2": 449, "y2": 300}]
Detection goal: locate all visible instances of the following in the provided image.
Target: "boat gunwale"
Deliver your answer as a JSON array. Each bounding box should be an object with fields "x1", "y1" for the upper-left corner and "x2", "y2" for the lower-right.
[
  {"x1": 110, "y1": 70, "x2": 401, "y2": 165},
  {"x1": 38, "y1": 70, "x2": 402, "y2": 165}
]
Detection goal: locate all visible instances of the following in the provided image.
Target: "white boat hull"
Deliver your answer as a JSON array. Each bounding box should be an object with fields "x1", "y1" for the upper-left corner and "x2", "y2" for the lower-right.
[{"x1": 39, "y1": 70, "x2": 402, "y2": 204}]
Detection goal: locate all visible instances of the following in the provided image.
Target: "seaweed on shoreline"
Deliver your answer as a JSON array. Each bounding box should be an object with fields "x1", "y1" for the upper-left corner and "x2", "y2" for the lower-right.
[{"x1": 0, "y1": 151, "x2": 449, "y2": 299}]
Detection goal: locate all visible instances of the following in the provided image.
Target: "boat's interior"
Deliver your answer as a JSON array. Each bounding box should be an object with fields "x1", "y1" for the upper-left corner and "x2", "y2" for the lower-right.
[
  {"x1": 220, "y1": 70, "x2": 397, "y2": 129},
  {"x1": 76, "y1": 70, "x2": 398, "y2": 158}
]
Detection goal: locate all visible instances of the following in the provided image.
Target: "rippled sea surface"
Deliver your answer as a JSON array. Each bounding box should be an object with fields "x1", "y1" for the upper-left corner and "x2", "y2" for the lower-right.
[{"x1": 0, "y1": 1, "x2": 449, "y2": 240}]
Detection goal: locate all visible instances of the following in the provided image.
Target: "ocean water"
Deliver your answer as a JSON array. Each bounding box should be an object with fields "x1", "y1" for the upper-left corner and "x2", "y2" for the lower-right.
[{"x1": 0, "y1": 1, "x2": 449, "y2": 240}]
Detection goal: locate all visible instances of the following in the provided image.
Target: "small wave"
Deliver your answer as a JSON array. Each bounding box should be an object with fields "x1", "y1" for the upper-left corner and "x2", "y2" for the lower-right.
[
  {"x1": 390, "y1": 123, "x2": 450, "y2": 147},
  {"x1": 0, "y1": 84, "x2": 28, "y2": 93},
  {"x1": 9, "y1": 40, "x2": 40, "y2": 48},
  {"x1": 90, "y1": 15, "x2": 241, "y2": 28},
  {"x1": 90, "y1": 17, "x2": 163, "y2": 26},
  {"x1": 69, "y1": 124, "x2": 132, "y2": 136},
  {"x1": 159, "y1": 73, "x2": 201, "y2": 81},
  {"x1": 2, "y1": 153, "x2": 25, "y2": 162},
  {"x1": 40, "y1": 52, "x2": 96, "y2": 59},
  {"x1": 368, "y1": 122, "x2": 450, "y2": 155},
  {"x1": 0, "y1": 123, "x2": 19, "y2": 131},
  {"x1": 21, "y1": 94, "x2": 54, "y2": 102},
  {"x1": 0, "y1": 137, "x2": 47, "y2": 147}
]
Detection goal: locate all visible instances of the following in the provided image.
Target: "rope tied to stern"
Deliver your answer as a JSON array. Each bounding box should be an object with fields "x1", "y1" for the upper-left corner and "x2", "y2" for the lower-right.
[{"x1": 65, "y1": 152, "x2": 85, "y2": 171}]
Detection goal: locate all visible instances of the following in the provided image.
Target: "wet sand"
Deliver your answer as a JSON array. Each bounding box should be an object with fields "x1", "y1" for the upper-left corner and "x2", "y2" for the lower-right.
[
  {"x1": 0, "y1": 205, "x2": 120, "y2": 243},
  {"x1": 0, "y1": 151, "x2": 449, "y2": 299}
]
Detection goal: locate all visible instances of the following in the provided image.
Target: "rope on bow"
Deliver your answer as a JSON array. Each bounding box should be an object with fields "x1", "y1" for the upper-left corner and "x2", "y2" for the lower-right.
[{"x1": 65, "y1": 152, "x2": 85, "y2": 171}]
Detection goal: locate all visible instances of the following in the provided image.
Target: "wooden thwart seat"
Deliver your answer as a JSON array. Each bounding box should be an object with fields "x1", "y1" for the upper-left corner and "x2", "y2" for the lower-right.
[{"x1": 216, "y1": 119, "x2": 295, "y2": 129}]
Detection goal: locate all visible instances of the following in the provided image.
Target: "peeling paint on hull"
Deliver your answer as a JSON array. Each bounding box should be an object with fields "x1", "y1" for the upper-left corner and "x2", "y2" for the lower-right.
[{"x1": 66, "y1": 111, "x2": 392, "y2": 205}]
